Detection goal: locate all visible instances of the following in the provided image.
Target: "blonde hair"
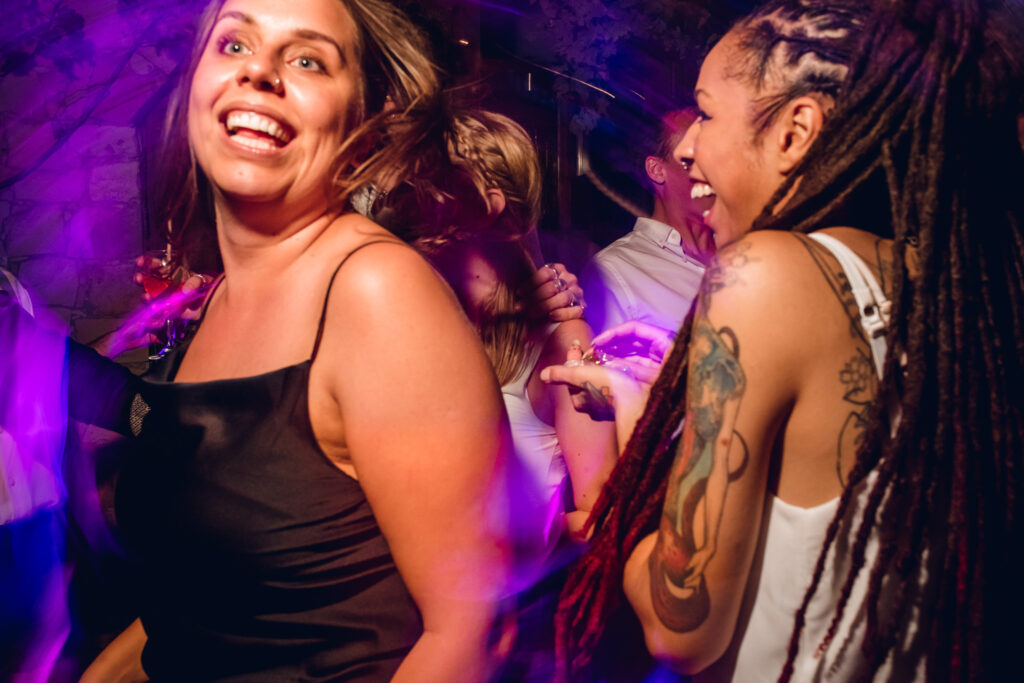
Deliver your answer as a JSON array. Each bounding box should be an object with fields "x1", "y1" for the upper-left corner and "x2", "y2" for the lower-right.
[
  {"x1": 391, "y1": 107, "x2": 544, "y2": 386},
  {"x1": 448, "y1": 110, "x2": 542, "y2": 236}
]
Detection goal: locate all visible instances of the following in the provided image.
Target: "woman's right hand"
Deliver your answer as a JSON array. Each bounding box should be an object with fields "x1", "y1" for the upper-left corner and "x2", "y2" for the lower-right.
[
  {"x1": 134, "y1": 255, "x2": 212, "y2": 319},
  {"x1": 541, "y1": 321, "x2": 674, "y2": 417},
  {"x1": 540, "y1": 336, "x2": 655, "y2": 453},
  {"x1": 92, "y1": 257, "x2": 216, "y2": 359}
]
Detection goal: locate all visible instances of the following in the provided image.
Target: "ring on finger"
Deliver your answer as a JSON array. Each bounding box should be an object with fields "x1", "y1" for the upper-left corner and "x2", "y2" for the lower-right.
[
  {"x1": 554, "y1": 277, "x2": 567, "y2": 293},
  {"x1": 545, "y1": 263, "x2": 560, "y2": 280},
  {"x1": 568, "y1": 291, "x2": 578, "y2": 306}
]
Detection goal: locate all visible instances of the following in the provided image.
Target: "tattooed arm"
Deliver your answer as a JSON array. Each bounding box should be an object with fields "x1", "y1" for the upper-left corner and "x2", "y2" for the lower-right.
[{"x1": 623, "y1": 233, "x2": 806, "y2": 672}]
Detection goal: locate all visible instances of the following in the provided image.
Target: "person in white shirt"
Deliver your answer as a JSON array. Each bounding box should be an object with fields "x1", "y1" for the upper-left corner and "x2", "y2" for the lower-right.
[{"x1": 580, "y1": 109, "x2": 713, "y2": 335}]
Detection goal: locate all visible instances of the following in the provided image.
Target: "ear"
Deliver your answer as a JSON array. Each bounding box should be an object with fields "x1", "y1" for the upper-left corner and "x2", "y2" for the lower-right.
[
  {"x1": 774, "y1": 96, "x2": 825, "y2": 174},
  {"x1": 645, "y1": 156, "x2": 666, "y2": 185},
  {"x1": 485, "y1": 188, "x2": 507, "y2": 217}
]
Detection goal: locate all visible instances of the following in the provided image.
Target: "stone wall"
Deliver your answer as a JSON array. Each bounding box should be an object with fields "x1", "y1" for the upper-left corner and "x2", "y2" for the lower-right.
[{"x1": 0, "y1": 0, "x2": 201, "y2": 361}]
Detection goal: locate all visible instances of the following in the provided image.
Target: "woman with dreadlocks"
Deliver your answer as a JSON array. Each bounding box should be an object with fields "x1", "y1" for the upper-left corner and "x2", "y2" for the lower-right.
[{"x1": 548, "y1": 0, "x2": 1024, "y2": 679}]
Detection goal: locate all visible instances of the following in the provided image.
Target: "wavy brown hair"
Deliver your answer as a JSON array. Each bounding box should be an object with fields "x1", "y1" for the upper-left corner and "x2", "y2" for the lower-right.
[{"x1": 153, "y1": 0, "x2": 441, "y2": 271}]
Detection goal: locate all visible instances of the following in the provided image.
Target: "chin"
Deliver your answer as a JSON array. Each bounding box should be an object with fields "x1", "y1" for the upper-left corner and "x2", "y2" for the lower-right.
[{"x1": 208, "y1": 168, "x2": 291, "y2": 204}]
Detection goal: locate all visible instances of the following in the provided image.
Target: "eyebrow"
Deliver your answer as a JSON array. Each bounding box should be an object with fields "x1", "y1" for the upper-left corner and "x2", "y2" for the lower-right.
[{"x1": 216, "y1": 11, "x2": 348, "y2": 66}]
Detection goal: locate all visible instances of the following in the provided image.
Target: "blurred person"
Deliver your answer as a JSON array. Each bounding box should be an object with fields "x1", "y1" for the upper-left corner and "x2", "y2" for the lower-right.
[
  {"x1": 421, "y1": 110, "x2": 616, "y2": 533},
  {"x1": 381, "y1": 107, "x2": 617, "y2": 681},
  {"x1": 0, "y1": 269, "x2": 70, "y2": 683}
]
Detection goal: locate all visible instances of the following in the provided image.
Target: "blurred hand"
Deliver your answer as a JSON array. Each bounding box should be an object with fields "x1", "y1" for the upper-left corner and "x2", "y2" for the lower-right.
[
  {"x1": 590, "y1": 321, "x2": 676, "y2": 383},
  {"x1": 527, "y1": 262, "x2": 585, "y2": 322},
  {"x1": 134, "y1": 255, "x2": 212, "y2": 321},
  {"x1": 91, "y1": 258, "x2": 216, "y2": 359},
  {"x1": 541, "y1": 329, "x2": 668, "y2": 451}
]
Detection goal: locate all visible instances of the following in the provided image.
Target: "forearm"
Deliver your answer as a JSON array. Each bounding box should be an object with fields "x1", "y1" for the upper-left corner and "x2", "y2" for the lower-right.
[
  {"x1": 0, "y1": 294, "x2": 137, "y2": 434},
  {"x1": 80, "y1": 618, "x2": 148, "y2": 683},
  {"x1": 68, "y1": 339, "x2": 139, "y2": 434},
  {"x1": 623, "y1": 533, "x2": 722, "y2": 673},
  {"x1": 392, "y1": 623, "x2": 496, "y2": 683},
  {"x1": 613, "y1": 388, "x2": 648, "y2": 454}
]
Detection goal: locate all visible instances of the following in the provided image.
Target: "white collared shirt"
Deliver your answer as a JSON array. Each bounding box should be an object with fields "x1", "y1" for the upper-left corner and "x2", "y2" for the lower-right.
[{"x1": 580, "y1": 217, "x2": 706, "y2": 335}]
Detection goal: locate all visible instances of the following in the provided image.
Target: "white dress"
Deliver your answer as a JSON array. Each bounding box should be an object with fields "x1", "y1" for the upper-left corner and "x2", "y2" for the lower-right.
[{"x1": 501, "y1": 324, "x2": 569, "y2": 551}]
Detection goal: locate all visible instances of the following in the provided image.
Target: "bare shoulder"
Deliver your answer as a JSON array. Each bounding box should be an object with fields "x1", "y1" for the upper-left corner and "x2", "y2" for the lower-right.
[
  {"x1": 700, "y1": 231, "x2": 824, "y2": 316},
  {"x1": 324, "y1": 236, "x2": 454, "y2": 315}
]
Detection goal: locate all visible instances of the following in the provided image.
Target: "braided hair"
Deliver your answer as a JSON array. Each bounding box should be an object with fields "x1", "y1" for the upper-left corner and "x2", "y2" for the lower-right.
[
  {"x1": 555, "y1": 0, "x2": 1024, "y2": 679},
  {"x1": 761, "y1": 0, "x2": 1024, "y2": 678}
]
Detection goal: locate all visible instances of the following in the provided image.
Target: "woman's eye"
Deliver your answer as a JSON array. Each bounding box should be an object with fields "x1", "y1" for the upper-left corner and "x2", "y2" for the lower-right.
[
  {"x1": 292, "y1": 56, "x2": 325, "y2": 72},
  {"x1": 218, "y1": 37, "x2": 250, "y2": 56}
]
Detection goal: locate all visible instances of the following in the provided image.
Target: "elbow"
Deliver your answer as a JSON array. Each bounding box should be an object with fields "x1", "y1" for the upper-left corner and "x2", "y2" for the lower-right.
[{"x1": 640, "y1": 621, "x2": 728, "y2": 676}]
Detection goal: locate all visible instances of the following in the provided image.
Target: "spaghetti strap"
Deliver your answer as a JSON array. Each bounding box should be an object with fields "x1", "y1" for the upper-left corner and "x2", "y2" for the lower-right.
[
  {"x1": 808, "y1": 233, "x2": 891, "y2": 378},
  {"x1": 310, "y1": 240, "x2": 404, "y2": 360}
]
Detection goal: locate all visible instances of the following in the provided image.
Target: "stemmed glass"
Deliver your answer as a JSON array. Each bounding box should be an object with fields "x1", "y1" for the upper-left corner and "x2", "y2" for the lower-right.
[{"x1": 138, "y1": 244, "x2": 185, "y2": 360}]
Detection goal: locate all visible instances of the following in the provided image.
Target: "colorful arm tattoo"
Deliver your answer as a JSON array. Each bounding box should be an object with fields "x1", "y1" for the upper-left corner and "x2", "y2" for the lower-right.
[{"x1": 648, "y1": 316, "x2": 748, "y2": 633}]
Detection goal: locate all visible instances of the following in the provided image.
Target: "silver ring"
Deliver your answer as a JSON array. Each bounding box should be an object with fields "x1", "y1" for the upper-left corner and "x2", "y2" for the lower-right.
[
  {"x1": 569, "y1": 291, "x2": 578, "y2": 306},
  {"x1": 554, "y1": 277, "x2": 567, "y2": 293},
  {"x1": 545, "y1": 263, "x2": 559, "y2": 279},
  {"x1": 563, "y1": 359, "x2": 584, "y2": 368}
]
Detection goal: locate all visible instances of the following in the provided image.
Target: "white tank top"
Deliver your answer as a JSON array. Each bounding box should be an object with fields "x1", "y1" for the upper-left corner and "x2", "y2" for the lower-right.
[
  {"x1": 695, "y1": 233, "x2": 924, "y2": 682},
  {"x1": 501, "y1": 324, "x2": 569, "y2": 550}
]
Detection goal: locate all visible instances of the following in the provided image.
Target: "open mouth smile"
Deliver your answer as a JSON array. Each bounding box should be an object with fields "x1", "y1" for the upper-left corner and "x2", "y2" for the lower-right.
[
  {"x1": 223, "y1": 110, "x2": 295, "y2": 151},
  {"x1": 690, "y1": 181, "x2": 716, "y2": 218}
]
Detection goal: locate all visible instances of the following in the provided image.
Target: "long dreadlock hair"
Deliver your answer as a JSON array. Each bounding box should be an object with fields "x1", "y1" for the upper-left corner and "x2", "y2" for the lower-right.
[{"x1": 555, "y1": 0, "x2": 1024, "y2": 680}]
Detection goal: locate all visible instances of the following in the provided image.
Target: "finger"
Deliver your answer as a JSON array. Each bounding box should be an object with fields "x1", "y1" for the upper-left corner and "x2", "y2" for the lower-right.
[
  {"x1": 540, "y1": 363, "x2": 597, "y2": 387},
  {"x1": 530, "y1": 262, "x2": 561, "y2": 288},
  {"x1": 593, "y1": 320, "x2": 675, "y2": 358},
  {"x1": 567, "y1": 339, "x2": 584, "y2": 362},
  {"x1": 566, "y1": 283, "x2": 585, "y2": 310},
  {"x1": 593, "y1": 320, "x2": 656, "y2": 347},
  {"x1": 607, "y1": 359, "x2": 660, "y2": 385},
  {"x1": 533, "y1": 276, "x2": 572, "y2": 302},
  {"x1": 559, "y1": 270, "x2": 578, "y2": 289},
  {"x1": 538, "y1": 289, "x2": 577, "y2": 313},
  {"x1": 180, "y1": 276, "x2": 202, "y2": 293}
]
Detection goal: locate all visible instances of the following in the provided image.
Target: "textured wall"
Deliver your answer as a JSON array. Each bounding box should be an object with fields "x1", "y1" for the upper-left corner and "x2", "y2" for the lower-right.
[{"x1": 1, "y1": 0, "x2": 201, "y2": 351}]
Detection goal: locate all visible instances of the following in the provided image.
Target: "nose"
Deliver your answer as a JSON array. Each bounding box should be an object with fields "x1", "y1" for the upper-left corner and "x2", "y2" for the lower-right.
[{"x1": 237, "y1": 55, "x2": 283, "y2": 95}]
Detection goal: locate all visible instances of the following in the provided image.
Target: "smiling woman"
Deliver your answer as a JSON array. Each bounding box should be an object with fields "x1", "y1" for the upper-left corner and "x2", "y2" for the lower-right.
[
  {"x1": 557, "y1": 0, "x2": 1024, "y2": 680},
  {"x1": 78, "y1": 1, "x2": 527, "y2": 682}
]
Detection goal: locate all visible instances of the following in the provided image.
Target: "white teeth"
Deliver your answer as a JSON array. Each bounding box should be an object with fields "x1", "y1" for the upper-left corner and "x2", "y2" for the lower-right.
[
  {"x1": 225, "y1": 111, "x2": 292, "y2": 144},
  {"x1": 691, "y1": 183, "x2": 715, "y2": 199},
  {"x1": 232, "y1": 135, "x2": 278, "y2": 151}
]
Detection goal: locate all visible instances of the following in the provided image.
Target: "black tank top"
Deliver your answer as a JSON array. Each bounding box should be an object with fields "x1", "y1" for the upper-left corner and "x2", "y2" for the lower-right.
[{"x1": 115, "y1": 242, "x2": 422, "y2": 681}]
